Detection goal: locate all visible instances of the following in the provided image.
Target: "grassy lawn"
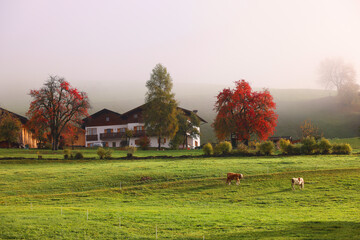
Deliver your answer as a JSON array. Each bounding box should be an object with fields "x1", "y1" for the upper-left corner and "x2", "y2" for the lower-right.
[{"x1": 0, "y1": 154, "x2": 359, "y2": 239}]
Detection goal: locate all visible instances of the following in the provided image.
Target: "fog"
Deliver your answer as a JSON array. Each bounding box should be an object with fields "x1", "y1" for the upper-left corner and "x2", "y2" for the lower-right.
[{"x1": 1, "y1": 0, "x2": 360, "y2": 115}]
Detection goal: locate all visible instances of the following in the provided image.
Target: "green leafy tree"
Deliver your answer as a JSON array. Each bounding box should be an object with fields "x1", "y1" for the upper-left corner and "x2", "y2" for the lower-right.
[
  {"x1": 144, "y1": 64, "x2": 179, "y2": 150},
  {"x1": 125, "y1": 129, "x2": 133, "y2": 146},
  {"x1": 0, "y1": 112, "x2": 22, "y2": 148},
  {"x1": 175, "y1": 110, "x2": 200, "y2": 149}
]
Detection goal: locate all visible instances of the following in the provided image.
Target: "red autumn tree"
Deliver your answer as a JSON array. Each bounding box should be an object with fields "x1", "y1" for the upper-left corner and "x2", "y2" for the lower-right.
[
  {"x1": 26, "y1": 112, "x2": 49, "y2": 148},
  {"x1": 213, "y1": 80, "x2": 278, "y2": 145},
  {"x1": 27, "y1": 76, "x2": 89, "y2": 150},
  {"x1": 62, "y1": 123, "x2": 85, "y2": 150}
]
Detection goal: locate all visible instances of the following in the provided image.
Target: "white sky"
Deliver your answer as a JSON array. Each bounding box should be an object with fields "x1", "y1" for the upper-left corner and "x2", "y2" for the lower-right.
[{"x1": 1, "y1": 0, "x2": 360, "y2": 112}]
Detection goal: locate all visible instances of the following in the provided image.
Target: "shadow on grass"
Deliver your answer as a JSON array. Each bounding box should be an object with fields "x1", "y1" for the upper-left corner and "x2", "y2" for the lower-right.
[{"x1": 206, "y1": 221, "x2": 360, "y2": 240}]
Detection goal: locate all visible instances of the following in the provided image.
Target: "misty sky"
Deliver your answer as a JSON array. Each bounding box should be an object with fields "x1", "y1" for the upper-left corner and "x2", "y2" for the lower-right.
[{"x1": 1, "y1": 0, "x2": 360, "y2": 113}]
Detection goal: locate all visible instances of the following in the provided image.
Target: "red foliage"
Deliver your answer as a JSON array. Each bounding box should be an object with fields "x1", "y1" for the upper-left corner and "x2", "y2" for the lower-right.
[
  {"x1": 213, "y1": 80, "x2": 278, "y2": 142},
  {"x1": 27, "y1": 76, "x2": 89, "y2": 150}
]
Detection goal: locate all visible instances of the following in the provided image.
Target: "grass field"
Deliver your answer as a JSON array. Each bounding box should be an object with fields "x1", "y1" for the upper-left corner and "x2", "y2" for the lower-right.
[{"x1": 0, "y1": 148, "x2": 359, "y2": 239}]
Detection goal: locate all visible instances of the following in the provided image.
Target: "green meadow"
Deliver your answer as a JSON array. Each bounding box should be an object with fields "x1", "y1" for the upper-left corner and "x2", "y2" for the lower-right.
[{"x1": 0, "y1": 144, "x2": 360, "y2": 239}]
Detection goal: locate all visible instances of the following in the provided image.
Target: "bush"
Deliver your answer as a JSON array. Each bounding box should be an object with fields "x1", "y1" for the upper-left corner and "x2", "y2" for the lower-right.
[
  {"x1": 318, "y1": 138, "x2": 332, "y2": 154},
  {"x1": 74, "y1": 152, "x2": 84, "y2": 159},
  {"x1": 332, "y1": 143, "x2": 352, "y2": 155},
  {"x1": 278, "y1": 139, "x2": 291, "y2": 154},
  {"x1": 64, "y1": 149, "x2": 72, "y2": 159},
  {"x1": 258, "y1": 141, "x2": 275, "y2": 155},
  {"x1": 234, "y1": 143, "x2": 249, "y2": 155},
  {"x1": 126, "y1": 146, "x2": 137, "y2": 157},
  {"x1": 214, "y1": 141, "x2": 232, "y2": 155},
  {"x1": 203, "y1": 143, "x2": 213, "y2": 155},
  {"x1": 301, "y1": 136, "x2": 317, "y2": 154},
  {"x1": 138, "y1": 136, "x2": 150, "y2": 150},
  {"x1": 287, "y1": 144, "x2": 302, "y2": 155},
  {"x1": 97, "y1": 147, "x2": 112, "y2": 159}
]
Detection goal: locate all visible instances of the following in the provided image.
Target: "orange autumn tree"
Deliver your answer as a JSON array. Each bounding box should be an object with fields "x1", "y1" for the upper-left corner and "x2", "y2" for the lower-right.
[
  {"x1": 213, "y1": 80, "x2": 278, "y2": 146},
  {"x1": 62, "y1": 123, "x2": 85, "y2": 149},
  {"x1": 27, "y1": 76, "x2": 89, "y2": 150}
]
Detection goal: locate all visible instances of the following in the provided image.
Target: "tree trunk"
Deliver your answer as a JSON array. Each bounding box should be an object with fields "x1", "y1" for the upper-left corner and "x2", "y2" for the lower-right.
[
  {"x1": 185, "y1": 135, "x2": 188, "y2": 150},
  {"x1": 158, "y1": 136, "x2": 161, "y2": 150}
]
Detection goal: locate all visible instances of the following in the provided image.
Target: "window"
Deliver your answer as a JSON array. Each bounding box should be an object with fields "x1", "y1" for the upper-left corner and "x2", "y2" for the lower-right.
[
  {"x1": 134, "y1": 139, "x2": 140, "y2": 145},
  {"x1": 195, "y1": 141, "x2": 198, "y2": 147},
  {"x1": 86, "y1": 128, "x2": 97, "y2": 135},
  {"x1": 106, "y1": 117, "x2": 109, "y2": 122},
  {"x1": 118, "y1": 128, "x2": 126, "y2": 133},
  {"x1": 158, "y1": 138, "x2": 166, "y2": 144},
  {"x1": 134, "y1": 114, "x2": 138, "y2": 119},
  {"x1": 112, "y1": 142, "x2": 116, "y2": 147},
  {"x1": 105, "y1": 129, "x2": 112, "y2": 133}
]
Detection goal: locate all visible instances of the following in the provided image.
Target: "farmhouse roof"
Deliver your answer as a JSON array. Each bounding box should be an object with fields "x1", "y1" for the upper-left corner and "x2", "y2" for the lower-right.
[{"x1": 0, "y1": 107, "x2": 28, "y2": 124}]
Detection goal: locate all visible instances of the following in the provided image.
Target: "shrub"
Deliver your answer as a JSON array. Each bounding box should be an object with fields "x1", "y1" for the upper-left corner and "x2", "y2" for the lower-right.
[
  {"x1": 234, "y1": 143, "x2": 249, "y2": 155},
  {"x1": 301, "y1": 136, "x2": 317, "y2": 154},
  {"x1": 138, "y1": 136, "x2": 150, "y2": 150},
  {"x1": 104, "y1": 149, "x2": 112, "y2": 159},
  {"x1": 287, "y1": 144, "x2": 302, "y2": 155},
  {"x1": 332, "y1": 143, "x2": 352, "y2": 155},
  {"x1": 97, "y1": 147, "x2": 113, "y2": 159},
  {"x1": 203, "y1": 143, "x2": 213, "y2": 155},
  {"x1": 74, "y1": 152, "x2": 84, "y2": 159},
  {"x1": 214, "y1": 141, "x2": 232, "y2": 155},
  {"x1": 258, "y1": 141, "x2": 275, "y2": 155},
  {"x1": 64, "y1": 149, "x2": 72, "y2": 159},
  {"x1": 278, "y1": 139, "x2": 291, "y2": 154},
  {"x1": 126, "y1": 146, "x2": 137, "y2": 157},
  {"x1": 318, "y1": 138, "x2": 332, "y2": 154}
]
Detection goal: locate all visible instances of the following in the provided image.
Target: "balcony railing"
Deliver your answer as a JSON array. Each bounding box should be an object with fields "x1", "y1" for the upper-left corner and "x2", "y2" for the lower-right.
[
  {"x1": 133, "y1": 130, "x2": 146, "y2": 137},
  {"x1": 86, "y1": 134, "x2": 98, "y2": 141},
  {"x1": 100, "y1": 132, "x2": 125, "y2": 140}
]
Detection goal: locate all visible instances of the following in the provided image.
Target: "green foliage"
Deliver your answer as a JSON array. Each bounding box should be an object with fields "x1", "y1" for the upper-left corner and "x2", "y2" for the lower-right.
[
  {"x1": 318, "y1": 138, "x2": 332, "y2": 154},
  {"x1": 214, "y1": 141, "x2": 232, "y2": 155},
  {"x1": 202, "y1": 143, "x2": 213, "y2": 155},
  {"x1": 278, "y1": 138, "x2": 291, "y2": 154},
  {"x1": 137, "y1": 136, "x2": 150, "y2": 150},
  {"x1": 258, "y1": 141, "x2": 275, "y2": 155},
  {"x1": 64, "y1": 149, "x2": 72, "y2": 159},
  {"x1": 301, "y1": 136, "x2": 317, "y2": 154},
  {"x1": 332, "y1": 143, "x2": 352, "y2": 155},
  {"x1": 0, "y1": 112, "x2": 21, "y2": 147},
  {"x1": 287, "y1": 144, "x2": 303, "y2": 155},
  {"x1": 173, "y1": 110, "x2": 200, "y2": 149},
  {"x1": 74, "y1": 152, "x2": 84, "y2": 159},
  {"x1": 97, "y1": 147, "x2": 112, "y2": 159},
  {"x1": 125, "y1": 146, "x2": 137, "y2": 157},
  {"x1": 144, "y1": 64, "x2": 179, "y2": 149},
  {"x1": 233, "y1": 143, "x2": 250, "y2": 155},
  {"x1": 169, "y1": 134, "x2": 182, "y2": 150}
]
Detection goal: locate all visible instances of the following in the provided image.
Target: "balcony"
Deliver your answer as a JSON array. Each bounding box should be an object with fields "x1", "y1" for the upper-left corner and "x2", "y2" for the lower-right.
[
  {"x1": 100, "y1": 132, "x2": 125, "y2": 140},
  {"x1": 133, "y1": 130, "x2": 146, "y2": 137},
  {"x1": 86, "y1": 135, "x2": 98, "y2": 141}
]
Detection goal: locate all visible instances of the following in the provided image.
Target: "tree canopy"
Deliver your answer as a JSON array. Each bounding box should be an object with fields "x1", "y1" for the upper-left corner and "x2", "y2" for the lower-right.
[
  {"x1": 213, "y1": 80, "x2": 278, "y2": 145},
  {"x1": 27, "y1": 76, "x2": 89, "y2": 150},
  {"x1": 0, "y1": 112, "x2": 22, "y2": 148},
  {"x1": 144, "y1": 64, "x2": 178, "y2": 149}
]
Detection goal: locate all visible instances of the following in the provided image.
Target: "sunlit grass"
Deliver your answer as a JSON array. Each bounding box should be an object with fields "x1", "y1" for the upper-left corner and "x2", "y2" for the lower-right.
[{"x1": 0, "y1": 154, "x2": 359, "y2": 239}]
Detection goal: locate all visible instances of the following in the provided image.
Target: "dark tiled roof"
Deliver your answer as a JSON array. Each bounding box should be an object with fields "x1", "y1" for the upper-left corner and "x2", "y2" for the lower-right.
[{"x1": 0, "y1": 107, "x2": 28, "y2": 124}]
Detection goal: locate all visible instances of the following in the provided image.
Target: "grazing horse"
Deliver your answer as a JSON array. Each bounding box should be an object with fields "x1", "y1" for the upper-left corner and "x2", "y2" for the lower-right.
[
  {"x1": 226, "y1": 173, "x2": 244, "y2": 185},
  {"x1": 291, "y1": 177, "x2": 304, "y2": 190}
]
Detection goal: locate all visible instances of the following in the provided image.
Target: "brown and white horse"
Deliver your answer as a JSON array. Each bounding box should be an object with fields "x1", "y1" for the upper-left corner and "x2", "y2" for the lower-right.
[{"x1": 226, "y1": 173, "x2": 244, "y2": 185}]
